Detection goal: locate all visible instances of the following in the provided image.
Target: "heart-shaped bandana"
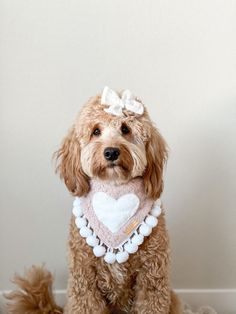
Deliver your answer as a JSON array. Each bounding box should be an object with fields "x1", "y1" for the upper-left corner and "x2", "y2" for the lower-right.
[
  {"x1": 72, "y1": 178, "x2": 162, "y2": 264},
  {"x1": 92, "y1": 192, "x2": 140, "y2": 233}
]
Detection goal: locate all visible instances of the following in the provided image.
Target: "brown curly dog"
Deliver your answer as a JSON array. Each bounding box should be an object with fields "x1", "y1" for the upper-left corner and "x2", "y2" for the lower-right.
[{"x1": 6, "y1": 90, "x2": 182, "y2": 314}]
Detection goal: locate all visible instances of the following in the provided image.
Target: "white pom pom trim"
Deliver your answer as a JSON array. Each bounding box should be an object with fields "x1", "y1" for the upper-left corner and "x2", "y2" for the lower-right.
[
  {"x1": 73, "y1": 206, "x2": 83, "y2": 218},
  {"x1": 73, "y1": 197, "x2": 162, "y2": 264},
  {"x1": 145, "y1": 215, "x2": 158, "y2": 227},
  {"x1": 139, "y1": 223, "x2": 152, "y2": 236},
  {"x1": 93, "y1": 245, "x2": 106, "y2": 257},
  {"x1": 86, "y1": 235, "x2": 99, "y2": 247},
  {"x1": 80, "y1": 226, "x2": 92, "y2": 237},
  {"x1": 75, "y1": 217, "x2": 87, "y2": 228},
  {"x1": 104, "y1": 252, "x2": 116, "y2": 264},
  {"x1": 124, "y1": 242, "x2": 138, "y2": 254},
  {"x1": 116, "y1": 251, "x2": 129, "y2": 263},
  {"x1": 151, "y1": 205, "x2": 162, "y2": 217},
  {"x1": 131, "y1": 233, "x2": 144, "y2": 245}
]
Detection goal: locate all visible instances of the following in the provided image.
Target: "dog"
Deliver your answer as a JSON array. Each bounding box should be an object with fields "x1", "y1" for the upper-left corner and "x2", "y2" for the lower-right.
[{"x1": 6, "y1": 87, "x2": 182, "y2": 314}]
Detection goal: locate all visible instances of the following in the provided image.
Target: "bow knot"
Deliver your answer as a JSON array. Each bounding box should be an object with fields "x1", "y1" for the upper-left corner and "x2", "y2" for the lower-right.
[{"x1": 101, "y1": 86, "x2": 144, "y2": 117}]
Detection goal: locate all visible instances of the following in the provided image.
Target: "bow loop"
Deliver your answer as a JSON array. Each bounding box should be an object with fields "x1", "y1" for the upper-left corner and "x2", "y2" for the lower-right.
[{"x1": 101, "y1": 86, "x2": 144, "y2": 116}]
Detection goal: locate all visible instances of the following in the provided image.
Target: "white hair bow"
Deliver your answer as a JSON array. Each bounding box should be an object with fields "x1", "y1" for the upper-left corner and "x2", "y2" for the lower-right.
[{"x1": 101, "y1": 86, "x2": 144, "y2": 117}]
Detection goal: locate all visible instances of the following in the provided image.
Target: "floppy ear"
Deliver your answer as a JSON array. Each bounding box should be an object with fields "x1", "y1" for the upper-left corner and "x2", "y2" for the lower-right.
[
  {"x1": 143, "y1": 126, "x2": 168, "y2": 200},
  {"x1": 55, "y1": 126, "x2": 90, "y2": 196}
]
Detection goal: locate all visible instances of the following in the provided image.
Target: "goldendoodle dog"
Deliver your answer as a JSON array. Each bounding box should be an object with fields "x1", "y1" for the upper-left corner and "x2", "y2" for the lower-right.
[{"x1": 7, "y1": 87, "x2": 182, "y2": 314}]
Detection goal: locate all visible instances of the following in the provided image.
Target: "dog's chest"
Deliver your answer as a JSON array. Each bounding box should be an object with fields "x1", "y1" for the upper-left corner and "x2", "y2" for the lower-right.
[
  {"x1": 108, "y1": 263, "x2": 127, "y2": 284},
  {"x1": 97, "y1": 261, "x2": 136, "y2": 300}
]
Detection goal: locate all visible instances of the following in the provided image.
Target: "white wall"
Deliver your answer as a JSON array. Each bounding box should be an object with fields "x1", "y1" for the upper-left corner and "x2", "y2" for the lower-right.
[{"x1": 1, "y1": 0, "x2": 236, "y2": 311}]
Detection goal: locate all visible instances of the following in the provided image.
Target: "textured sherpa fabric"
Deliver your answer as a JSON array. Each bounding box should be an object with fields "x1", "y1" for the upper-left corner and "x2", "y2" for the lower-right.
[
  {"x1": 183, "y1": 303, "x2": 218, "y2": 314},
  {"x1": 82, "y1": 178, "x2": 154, "y2": 248}
]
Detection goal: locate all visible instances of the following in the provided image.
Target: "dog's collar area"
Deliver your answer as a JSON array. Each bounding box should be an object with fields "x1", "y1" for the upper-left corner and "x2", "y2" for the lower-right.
[{"x1": 72, "y1": 178, "x2": 162, "y2": 264}]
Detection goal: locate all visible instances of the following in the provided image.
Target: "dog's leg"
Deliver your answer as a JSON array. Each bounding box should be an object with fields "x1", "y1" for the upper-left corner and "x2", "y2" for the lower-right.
[
  {"x1": 131, "y1": 270, "x2": 171, "y2": 314},
  {"x1": 131, "y1": 268, "x2": 182, "y2": 314},
  {"x1": 64, "y1": 271, "x2": 110, "y2": 314},
  {"x1": 130, "y1": 215, "x2": 180, "y2": 314},
  {"x1": 65, "y1": 220, "x2": 110, "y2": 314}
]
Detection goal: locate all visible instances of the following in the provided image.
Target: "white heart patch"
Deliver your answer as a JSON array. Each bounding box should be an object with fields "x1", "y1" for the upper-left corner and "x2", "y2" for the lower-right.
[{"x1": 92, "y1": 192, "x2": 140, "y2": 233}]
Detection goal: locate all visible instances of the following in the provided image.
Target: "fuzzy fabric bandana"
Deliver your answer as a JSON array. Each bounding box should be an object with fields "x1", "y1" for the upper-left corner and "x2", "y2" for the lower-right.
[{"x1": 72, "y1": 178, "x2": 162, "y2": 264}]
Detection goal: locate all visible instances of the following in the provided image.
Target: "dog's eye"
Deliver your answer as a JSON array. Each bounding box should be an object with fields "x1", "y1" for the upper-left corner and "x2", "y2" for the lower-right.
[
  {"x1": 93, "y1": 128, "x2": 101, "y2": 136},
  {"x1": 121, "y1": 124, "x2": 130, "y2": 135}
]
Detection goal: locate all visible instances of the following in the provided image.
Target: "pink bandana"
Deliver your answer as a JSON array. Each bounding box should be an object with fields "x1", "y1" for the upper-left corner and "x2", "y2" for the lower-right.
[{"x1": 72, "y1": 178, "x2": 162, "y2": 264}]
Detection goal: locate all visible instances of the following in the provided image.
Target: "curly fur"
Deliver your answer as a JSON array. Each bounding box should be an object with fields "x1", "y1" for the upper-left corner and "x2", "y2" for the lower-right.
[
  {"x1": 6, "y1": 91, "x2": 183, "y2": 313},
  {"x1": 5, "y1": 266, "x2": 63, "y2": 314}
]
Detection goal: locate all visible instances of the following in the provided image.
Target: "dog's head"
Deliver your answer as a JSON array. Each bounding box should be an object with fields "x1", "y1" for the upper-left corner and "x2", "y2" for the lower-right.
[{"x1": 55, "y1": 91, "x2": 168, "y2": 200}]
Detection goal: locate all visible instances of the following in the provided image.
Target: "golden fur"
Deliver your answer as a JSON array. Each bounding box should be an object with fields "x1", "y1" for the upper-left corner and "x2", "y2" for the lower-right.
[
  {"x1": 6, "y1": 266, "x2": 63, "y2": 314},
  {"x1": 6, "y1": 93, "x2": 182, "y2": 313}
]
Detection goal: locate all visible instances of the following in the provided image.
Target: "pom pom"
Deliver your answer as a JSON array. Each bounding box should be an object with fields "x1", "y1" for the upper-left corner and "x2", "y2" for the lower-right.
[
  {"x1": 139, "y1": 223, "x2": 152, "y2": 236},
  {"x1": 104, "y1": 252, "x2": 116, "y2": 264},
  {"x1": 150, "y1": 206, "x2": 162, "y2": 217},
  {"x1": 116, "y1": 251, "x2": 129, "y2": 263},
  {"x1": 73, "y1": 197, "x2": 81, "y2": 207},
  {"x1": 124, "y1": 242, "x2": 138, "y2": 254},
  {"x1": 72, "y1": 206, "x2": 83, "y2": 217},
  {"x1": 132, "y1": 234, "x2": 144, "y2": 245},
  {"x1": 86, "y1": 235, "x2": 99, "y2": 247},
  {"x1": 79, "y1": 226, "x2": 92, "y2": 238},
  {"x1": 145, "y1": 215, "x2": 158, "y2": 227},
  {"x1": 93, "y1": 245, "x2": 106, "y2": 257},
  {"x1": 75, "y1": 217, "x2": 87, "y2": 228}
]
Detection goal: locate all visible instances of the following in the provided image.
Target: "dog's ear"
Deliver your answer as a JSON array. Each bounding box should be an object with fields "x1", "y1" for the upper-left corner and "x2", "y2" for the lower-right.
[
  {"x1": 143, "y1": 126, "x2": 168, "y2": 200},
  {"x1": 55, "y1": 126, "x2": 90, "y2": 196}
]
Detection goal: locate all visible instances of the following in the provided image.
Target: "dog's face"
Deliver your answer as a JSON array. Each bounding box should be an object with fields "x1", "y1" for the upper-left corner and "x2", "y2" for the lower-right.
[
  {"x1": 56, "y1": 94, "x2": 167, "y2": 200},
  {"x1": 79, "y1": 102, "x2": 148, "y2": 184}
]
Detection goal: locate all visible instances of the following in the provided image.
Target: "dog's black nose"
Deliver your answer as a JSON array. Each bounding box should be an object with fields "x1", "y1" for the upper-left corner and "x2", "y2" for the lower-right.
[{"x1": 104, "y1": 147, "x2": 120, "y2": 161}]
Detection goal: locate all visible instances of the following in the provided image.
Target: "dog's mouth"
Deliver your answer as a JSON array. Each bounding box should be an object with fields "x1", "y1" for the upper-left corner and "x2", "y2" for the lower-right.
[
  {"x1": 107, "y1": 162, "x2": 116, "y2": 168},
  {"x1": 107, "y1": 162, "x2": 129, "y2": 172}
]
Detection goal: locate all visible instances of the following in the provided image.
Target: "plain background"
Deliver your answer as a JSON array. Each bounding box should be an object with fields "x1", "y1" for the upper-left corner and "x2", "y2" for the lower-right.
[{"x1": 0, "y1": 0, "x2": 236, "y2": 310}]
